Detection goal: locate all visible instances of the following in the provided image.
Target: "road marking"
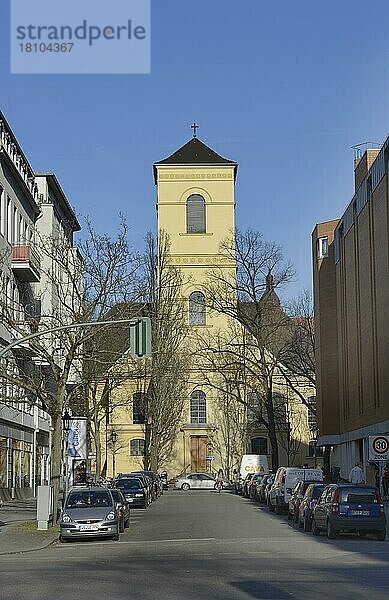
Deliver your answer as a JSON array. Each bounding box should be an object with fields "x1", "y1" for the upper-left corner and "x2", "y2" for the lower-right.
[{"x1": 54, "y1": 537, "x2": 217, "y2": 548}]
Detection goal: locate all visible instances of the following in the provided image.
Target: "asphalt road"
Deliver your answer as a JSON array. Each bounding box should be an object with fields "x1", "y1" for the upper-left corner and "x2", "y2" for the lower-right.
[{"x1": 1, "y1": 489, "x2": 389, "y2": 600}]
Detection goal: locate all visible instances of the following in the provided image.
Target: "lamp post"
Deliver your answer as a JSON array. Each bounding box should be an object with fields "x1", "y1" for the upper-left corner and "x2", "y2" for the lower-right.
[
  {"x1": 109, "y1": 428, "x2": 118, "y2": 479},
  {"x1": 62, "y1": 409, "x2": 71, "y2": 494}
]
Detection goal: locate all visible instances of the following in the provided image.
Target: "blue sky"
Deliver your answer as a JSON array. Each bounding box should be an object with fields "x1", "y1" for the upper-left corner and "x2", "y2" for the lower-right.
[{"x1": 1, "y1": 0, "x2": 389, "y2": 299}]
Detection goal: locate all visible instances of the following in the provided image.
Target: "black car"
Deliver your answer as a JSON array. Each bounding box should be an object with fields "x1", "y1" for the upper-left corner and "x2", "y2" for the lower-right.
[
  {"x1": 132, "y1": 471, "x2": 162, "y2": 499},
  {"x1": 297, "y1": 483, "x2": 326, "y2": 531},
  {"x1": 312, "y1": 484, "x2": 386, "y2": 540},
  {"x1": 109, "y1": 488, "x2": 130, "y2": 532},
  {"x1": 115, "y1": 477, "x2": 149, "y2": 508},
  {"x1": 257, "y1": 474, "x2": 273, "y2": 504},
  {"x1": 117, "y1": 473, "x2": 153, "y2": 504},
  {"x1": 288, "y1": 480, "x2": 319, "y2": 523}
]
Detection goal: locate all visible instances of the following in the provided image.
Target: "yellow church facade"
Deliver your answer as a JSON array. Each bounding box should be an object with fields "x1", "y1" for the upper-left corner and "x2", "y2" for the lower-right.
[{"x1": 101, "y1": 135, "x2": 318, "y2": 480}]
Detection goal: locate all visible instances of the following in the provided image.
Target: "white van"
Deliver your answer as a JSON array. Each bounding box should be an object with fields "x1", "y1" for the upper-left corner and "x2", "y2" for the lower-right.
[
  {"x1": 268, "y1": 467, "x2": 323, "y2": 514},
  {"x1": 234, "y1": 454, "x2": 269, "y2": 494}
]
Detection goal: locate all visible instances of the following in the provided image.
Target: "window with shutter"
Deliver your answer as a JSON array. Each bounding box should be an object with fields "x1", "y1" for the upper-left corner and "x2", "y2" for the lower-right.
[{"x1": 186, "y1": 194, "x2": 206, "y2": 233}]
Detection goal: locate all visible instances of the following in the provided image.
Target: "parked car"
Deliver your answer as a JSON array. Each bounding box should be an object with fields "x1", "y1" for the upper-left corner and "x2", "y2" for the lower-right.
[
  {"x1": 160, "y1": 471, "x2": 169, "y2": 490},
  {"x1": 257, "y1": 474, "x2": 273, "y2": 504},
  {"x1": 109, "y1": 488, "x2": 130, "y2": 532},
  {"x1": 234, "y1": 454, "x2": 269, "y2": 494},
  {"x1": 248, "y1": 473, "x2": 265, "y2": 500},
  {"x1": 242, "y1": 473, "x2": 256, "y2": 497},
  {"x1": 60, "y1": 487, "x2": 120, "y2": 542},
  {"x1": 288, "y1": 480, "x2": 319, "y2": 522},
  {"x1": 132, "y1": 471, "x2": 162, "y2": 498},
  {"x1": 311, "y1": 484, "x2": 386, "y2": 540},
  {"x1": 269, "y1": 467, "x2": 323, "y2": 514},
  {"x1": 116, "y1": 473, "x2": 153, "y2": 505},
  {"x1": 297, "y1": 483, "x2": 326, "y2": 531},
  {"x1": 174, "y1": 473, "x2": 216, "y2": 490},
  {"x1": 115, "y1": 477, "x2": 149, "y2": 508}
]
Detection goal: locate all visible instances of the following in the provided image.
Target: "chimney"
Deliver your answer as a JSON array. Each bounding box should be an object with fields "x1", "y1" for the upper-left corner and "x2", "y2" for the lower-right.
[{"x1": 354, "y1": 148, "x2": 380, "y2": 191}]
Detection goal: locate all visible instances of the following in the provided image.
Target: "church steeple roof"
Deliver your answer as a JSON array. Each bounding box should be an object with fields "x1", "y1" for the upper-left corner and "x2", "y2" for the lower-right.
[{"x1": 153, "y1": 137, "x2": 238, "y2": 184}]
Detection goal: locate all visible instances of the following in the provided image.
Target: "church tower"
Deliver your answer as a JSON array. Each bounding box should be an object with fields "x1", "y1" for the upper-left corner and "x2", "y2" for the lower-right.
[{"x1": 153, "y1": 129, "x2": 238, "y2": 473}]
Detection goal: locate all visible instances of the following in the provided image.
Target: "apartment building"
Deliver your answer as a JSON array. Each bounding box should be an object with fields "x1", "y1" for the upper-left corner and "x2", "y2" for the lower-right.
[
  {"x1": 0, "y1": 112, "x2": 81, "y2": 500},
  {"x1": 313, "y1": 143, "x2": 389, "y2": 479}
]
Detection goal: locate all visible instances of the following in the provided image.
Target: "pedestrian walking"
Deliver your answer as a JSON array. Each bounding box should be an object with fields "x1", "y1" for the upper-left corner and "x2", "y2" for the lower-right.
[
  {"x1": 382, "y1": 466, "x2": 389, "y2": 500},
  {"x1": 349, "y1": 462, "x2": 365, "y2": 485}
]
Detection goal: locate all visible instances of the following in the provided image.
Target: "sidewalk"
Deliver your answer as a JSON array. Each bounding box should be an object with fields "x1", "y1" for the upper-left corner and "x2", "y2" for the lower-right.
[{"x1": 0, "y1": 499, "x2": 58, "y2": 555}]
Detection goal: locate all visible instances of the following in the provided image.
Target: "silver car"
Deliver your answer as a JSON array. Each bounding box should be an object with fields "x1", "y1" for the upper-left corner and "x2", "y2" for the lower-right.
[
  {"x1": 60, "y1": 487, "x2": 119, "y2": 542},
  {"x1": 174, "y1": 472, "x2": 217, "y2": 491}
]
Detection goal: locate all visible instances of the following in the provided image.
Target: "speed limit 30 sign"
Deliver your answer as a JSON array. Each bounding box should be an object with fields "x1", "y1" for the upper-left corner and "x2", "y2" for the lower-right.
[{"x1": 368, "y1": 435, "x2": 389, "y2": 461}]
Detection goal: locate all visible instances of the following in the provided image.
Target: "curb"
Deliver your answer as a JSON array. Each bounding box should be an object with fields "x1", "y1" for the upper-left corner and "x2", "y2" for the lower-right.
[{"x1": 0, "y1": 534, "x2": 58, "y2": 556}]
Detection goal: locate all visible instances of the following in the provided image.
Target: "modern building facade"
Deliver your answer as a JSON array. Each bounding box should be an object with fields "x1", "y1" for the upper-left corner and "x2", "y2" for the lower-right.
[
  {"x1": 0, "y1": 112, "x2": 81, "y2": 500},
  {"x1": 313, "y1": 143, "x2": 389, "y2": 479}
]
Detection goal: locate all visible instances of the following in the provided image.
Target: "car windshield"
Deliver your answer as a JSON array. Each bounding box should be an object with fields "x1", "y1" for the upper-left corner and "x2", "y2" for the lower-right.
[
  {"x1": 339, "y1": 487, "x2": 378, "y2": 503},
  {"x1": 312, "y1": 485, "x2": 325, "y2": 499},
  {"x1": 66, "y1": 490, "x2": 112, "y2": 509},
  {"x1": 116, "y1": 479, "x2": 142, "y2": 490}
]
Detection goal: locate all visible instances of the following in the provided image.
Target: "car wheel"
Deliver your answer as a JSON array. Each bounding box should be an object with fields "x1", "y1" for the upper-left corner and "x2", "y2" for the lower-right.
[
  {"x1": 327, "y1": 520, "x2": 336, "y2": 539},
  {"x1": 181, "y1": 483, "x2": 190, "y2": 491},
  {"x1": 112, "y1": 533, "x2": 120, "y2": 541},
  {"x1": 275, "y1": 502, "x2": 282, "y2": 515},
  {"x1": 125, "y1": 518, "x2": 130, "y2": 528},
  {"x1": 119, "y1": 522, "x2": 124, "y2": 533},
  {"x1": 294, "y1": 510, "x2": 299, "y2": 524},
  {"x1": 59, "y1": 535, "x2": 69, "y2": 543},
  {"x1": 312, "y1": 518, "x2": 319, "y2": 536},
  {"x1": 303, "y1": 517, "x2": 311, "y2": 532},
  {"x1": 268, "y1": 500, "x2": 275, "y2": 513},
  {"x1": 298, "y1": 515, "x2": 303, "y2": 529},
  {"x1": 377, "y1": 530, "x2": 386, "y2": 541},
  {"x1": 287, "y1": 509, "x2": 293, "y2": 521}
]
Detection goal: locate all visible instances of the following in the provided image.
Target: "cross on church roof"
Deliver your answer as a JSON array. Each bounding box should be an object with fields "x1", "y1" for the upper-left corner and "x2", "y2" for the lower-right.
[{"x1": 191, "y1": 122, "x2": 199, "y2": 138}]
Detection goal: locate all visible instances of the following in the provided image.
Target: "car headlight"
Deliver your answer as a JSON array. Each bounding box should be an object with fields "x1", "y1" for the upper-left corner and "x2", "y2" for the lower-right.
[
  {"x1": 106, "y1": 512, "x2": 115, "y2": 520},
  {"x1": 62, "y1": 513, "x2": 71, "y2": 523}
]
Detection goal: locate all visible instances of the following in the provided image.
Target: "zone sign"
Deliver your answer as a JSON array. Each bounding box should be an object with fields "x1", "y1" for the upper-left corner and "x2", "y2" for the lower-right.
[{"x1": 368, "y1": 435, "x2": 389, "y2": 461}]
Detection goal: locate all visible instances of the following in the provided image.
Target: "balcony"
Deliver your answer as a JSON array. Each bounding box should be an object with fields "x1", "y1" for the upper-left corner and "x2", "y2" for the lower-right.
[{"x1": 11, "y1": 245, "x2": 41, "y2": 282}]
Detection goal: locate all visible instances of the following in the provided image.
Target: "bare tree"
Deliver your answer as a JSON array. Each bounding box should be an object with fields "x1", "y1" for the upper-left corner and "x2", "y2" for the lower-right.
[
  {"x1": 139, "y1": 231, "x2": 190, "y2": 471},
  {"x1": 201, "y1": 229, "x2": 295, "y2": 471},
  {"x1": 0, "y1": 217, "x2": 139, "y2": 518}
]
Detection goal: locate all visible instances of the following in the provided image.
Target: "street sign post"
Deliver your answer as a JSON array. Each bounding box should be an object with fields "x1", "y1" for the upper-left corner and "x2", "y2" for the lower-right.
[
  {"x1": 368, "y1": 435, "x2": 389, "y2": 498},
  {"x1": 368, "y1": 435, "x2": 389, "y2": 461},
  {"x1": 129, "y1": 317, "x2": 152, "y2": 359}
]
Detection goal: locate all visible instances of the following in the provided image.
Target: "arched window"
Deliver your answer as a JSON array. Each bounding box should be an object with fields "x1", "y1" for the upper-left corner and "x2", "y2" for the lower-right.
[
  {"x1": 251, "y1": 437, "x2": 268, "y2": 455},
  {"x1": 130, "y1": 439, "x2": 145, "y2": 456},
  {"x1": 189, "y1": 291, "x2": 206, "y2": 326},
  {"x1": 190, "y1": 390, "x2": 206, "y2": 424},
  {"x1": 132, "y1": 392, "x2": 146, "y2": 424},
  {"x1": 186, "y1": 194, "x2": 206, "y2": 233}
]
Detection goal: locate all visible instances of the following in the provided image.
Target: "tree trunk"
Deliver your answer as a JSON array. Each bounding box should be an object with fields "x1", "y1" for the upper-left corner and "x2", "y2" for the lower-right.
[
  {"x1": 50, "y1": 413, "x2": 63, "y2": 524},
  {"x1": 265, "y1": 386, "x2": 279, "y2": 472},
  {"x1": 94, "y1": 417, "x2": 102, "y2": 480}
]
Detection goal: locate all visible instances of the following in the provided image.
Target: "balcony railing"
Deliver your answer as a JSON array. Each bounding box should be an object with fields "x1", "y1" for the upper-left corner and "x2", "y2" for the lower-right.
[{"x1": 11, "y1": 244, "x2": 41, "y2": 282}]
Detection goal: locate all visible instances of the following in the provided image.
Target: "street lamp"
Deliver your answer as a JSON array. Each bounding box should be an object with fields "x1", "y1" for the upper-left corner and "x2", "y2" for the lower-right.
[
  {"x1": 62, "y1": 409, "x2": 71, "y2": 494},
  {"x1": 109, "y1": 428, "x2": 118, "y2": 479}
]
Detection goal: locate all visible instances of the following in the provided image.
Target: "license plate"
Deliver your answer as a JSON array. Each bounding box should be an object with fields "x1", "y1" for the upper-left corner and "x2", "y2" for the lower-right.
[
  {"x1": 79, "y1": 524, "x2": 99, "y2": 531},
  {"x1": 351, "y1": 510, "x2": 370, "y2": 516}
]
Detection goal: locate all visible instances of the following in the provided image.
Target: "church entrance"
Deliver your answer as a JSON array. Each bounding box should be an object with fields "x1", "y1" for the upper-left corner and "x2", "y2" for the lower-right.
[{"x1": 190, "y1": 436, "x2": 207, "y2": 472}]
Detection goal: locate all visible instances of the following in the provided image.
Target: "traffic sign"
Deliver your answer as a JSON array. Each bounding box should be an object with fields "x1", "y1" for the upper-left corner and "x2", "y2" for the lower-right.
[
  {"x1": 368, "y1": 435, "x2": 389, "y2": 461},
  {"x1": 206, "y1": 456, "x2": 215, "y2": 461},
  {"x1": 129, "y1": 317, "x2": 151, "y2": 358}
]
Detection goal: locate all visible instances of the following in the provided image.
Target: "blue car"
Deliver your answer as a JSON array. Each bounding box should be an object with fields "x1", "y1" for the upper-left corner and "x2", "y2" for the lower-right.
[{"x1": 312, "y1": 484, "x2": 386, "y2": 540}]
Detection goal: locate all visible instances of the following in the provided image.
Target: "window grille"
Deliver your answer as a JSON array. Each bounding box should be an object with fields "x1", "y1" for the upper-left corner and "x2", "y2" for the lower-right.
[
  {"x1": 129, "y1": 439, "x2": 145, "y2": 456},
  {"x1": 251, "y1": 437, "x2": 268, "y2": 454},
  {"x1": 190, "y1": 390, "x2": 206, "y2": 424},
  {"x1": 307, "y1": 396, "x2": 317, "y2": 431}
]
